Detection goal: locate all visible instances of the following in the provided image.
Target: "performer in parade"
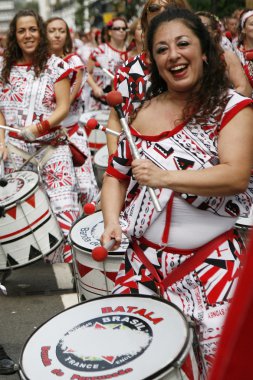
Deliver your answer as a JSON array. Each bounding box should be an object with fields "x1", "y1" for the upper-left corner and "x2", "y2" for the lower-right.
[
  {"x1": 100, "y1": 7, "x2": 253, "y2": 377},
  {"x1": 86, "y1": 17, "x2": 129, "y2": 111},
  {"x1": 233, "y1": 8, "x2": 253, "y2": 96},
  {"x1": 46, "y1": 16, "x2": 98, "y2": 207},
  {"x1": 106, "y1": 0, "x2": 192, "y2": 156},
  {"x1": 0, "y1": 9, "x2": 80, "y2": 263}
]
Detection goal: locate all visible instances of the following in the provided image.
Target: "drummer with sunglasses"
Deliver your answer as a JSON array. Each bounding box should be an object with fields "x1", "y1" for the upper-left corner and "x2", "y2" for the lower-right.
[
  {"x1": 106, "y1": 0, "x2": 191, "y2": 159},
  {"x1": 86, "y1": 17, "x2": 129, "y2": 112}
]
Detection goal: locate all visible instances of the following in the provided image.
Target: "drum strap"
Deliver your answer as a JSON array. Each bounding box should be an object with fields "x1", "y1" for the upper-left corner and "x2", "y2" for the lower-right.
[{"x1": 132, "y1": 229, "x2": 237, "y2": 296}]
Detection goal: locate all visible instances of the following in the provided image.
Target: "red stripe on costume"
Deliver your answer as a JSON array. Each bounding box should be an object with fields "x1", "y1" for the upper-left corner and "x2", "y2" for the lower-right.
[{"x1": 220, "y1": 99, "x2": 253, "y2": 130}]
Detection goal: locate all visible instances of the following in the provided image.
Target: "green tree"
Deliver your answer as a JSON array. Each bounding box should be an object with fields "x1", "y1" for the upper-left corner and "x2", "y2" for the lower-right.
[{"x1": 189, "y1": 0, "x2": 245, "y2": 17}]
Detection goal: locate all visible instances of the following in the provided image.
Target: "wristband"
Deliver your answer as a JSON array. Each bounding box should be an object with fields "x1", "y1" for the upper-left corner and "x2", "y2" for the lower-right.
[{"x1": 36, "y1": 120, "x2": 51, "y2": 135}]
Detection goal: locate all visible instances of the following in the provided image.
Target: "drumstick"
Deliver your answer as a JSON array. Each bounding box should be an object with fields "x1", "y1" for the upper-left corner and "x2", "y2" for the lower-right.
[
  {"x1": 86, "y1": 118, "x2": 121, "y2": 137},
  {"x1": 106, "y1": 91, "x2": 162, "y2": 212},
  {"x1": 94, "y1": 61, "x2": 114, "y2": 80},
  {"x1": 92, "y1": 240, "x2": 116, "y2": 295},
  {"x1": 0, "y1": 125, "x2": 20, "y2": 133},
  {"x1": 83, "y1": 191, "x2": 101, "y2": 215}
]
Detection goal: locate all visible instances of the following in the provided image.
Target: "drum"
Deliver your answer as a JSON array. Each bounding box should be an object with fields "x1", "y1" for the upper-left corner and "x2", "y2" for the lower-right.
[
  {"x1": 19, "y1": 295, "x2": 199, "y2": 380},
  {"x1": 235, "y1": 206, "x2": 253, "y2": 244},
  {"x1": 69, "y1": 211, "x2": 128, "y2": 301},
  {"x1": 79, "y1": 110, "x2": 110, "y2": 152},
  {"x1": 0, "y1": 171, "x2": 63, "y2": 270},
  {"x1": 94, "y1": 145, "x2": 109, "y2": 187}
]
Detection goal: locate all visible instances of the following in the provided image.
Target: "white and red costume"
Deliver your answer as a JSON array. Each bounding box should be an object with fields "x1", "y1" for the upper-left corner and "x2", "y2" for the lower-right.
[
  {"x1": 89, "y1": 42, "x2": 128, "y2": 111},
  {"x1": 234, "y1": 43, "x2": 253, "y2": 94},
  {"x1": 114, "y1": 52, "x2": 150, "y2": 121},
  {"x1": 0, "y1": 55, "x2": 79, "y2": 263},
  {"x1": 62, "y1": 53, "x2": 98, "y2": 205},
  {"x1": 106, "y1": 90, "x2": 253, "y2": 376}
]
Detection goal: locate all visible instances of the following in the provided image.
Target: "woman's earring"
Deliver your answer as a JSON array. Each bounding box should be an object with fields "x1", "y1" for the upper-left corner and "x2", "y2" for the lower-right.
[{"x1": 203, "y1": 56, "x2": 208, "y2": 65}]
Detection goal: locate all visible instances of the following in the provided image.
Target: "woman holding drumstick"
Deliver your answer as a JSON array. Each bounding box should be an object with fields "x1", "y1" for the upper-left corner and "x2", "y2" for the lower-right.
[
  {"x1": 46, "y1": 16, "x2": 98, "y2": 207},
  {"x1": 0, "y1": 9, "x2": 80, "y2": 263},
  {"x1": 101, "y1": 7, "x2": 253, "y2": 377}
]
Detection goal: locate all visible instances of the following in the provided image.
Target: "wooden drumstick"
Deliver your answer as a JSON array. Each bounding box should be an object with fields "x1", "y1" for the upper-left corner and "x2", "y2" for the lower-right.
[
  {"x1": 106, "y1": 91, "x2": 162, "y2": 212},
  {"x1": 86, "y1": 118, "x2": 121, "y2": 137},
  {"x1": 0, "y1": 125, "x2": 20, "y2": 133},
  {"x1": 93, "y1": 61, "x2": 114, "y2": 80},
  {"x1": 92, "y1": 239, "x2": 116, "y2": 295}
]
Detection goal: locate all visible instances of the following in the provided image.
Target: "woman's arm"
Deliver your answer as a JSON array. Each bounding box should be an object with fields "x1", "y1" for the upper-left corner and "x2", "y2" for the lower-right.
[
  {"x1": 225, "y1": 51, "x2": 252, "y2": 97},
  {"x1": 132, "y1": 106, "x2": 253, "y2": 196},
  {"x1": 0, "y1": 112, "x2": 7, "y2": 160},
  {"x1": 48, "y1": 77, "x2": 71, "y2": 126},
  {"x1": 100, "y1": 174, "x2": 128, "y2": 250},
  {"x1": 70, "y1": 69, "x2": 83, "y2": 105},
  {"x1": 106, "y1": 108, "x2": 122, "y2": 155},
  {"x1": 87, "y1": 57, "x2": 104, "y2": 98}
]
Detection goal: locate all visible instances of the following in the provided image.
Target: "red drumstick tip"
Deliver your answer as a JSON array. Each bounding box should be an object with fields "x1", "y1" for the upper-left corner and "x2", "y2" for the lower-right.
[
  {"x1": 92, "y1": 246, "x2": 108, "y2": 262},
  {"x1": 86, "y1": 118, "x2": 98, "y2": 130},
  {"x1": 106, "y1": 91, "x2": 123, "y2": 107},
  {"x1": 94, "y1": 61, "x2": 101, "y2": 67},
  {"x1": 83, "y1": 203, "x2": 96, "y2": 215}
]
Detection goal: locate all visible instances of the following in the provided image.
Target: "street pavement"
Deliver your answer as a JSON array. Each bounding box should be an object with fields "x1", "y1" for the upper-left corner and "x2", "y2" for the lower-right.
[{"x1": 0, "y1": 259, "x2": 78, "y2": 380}]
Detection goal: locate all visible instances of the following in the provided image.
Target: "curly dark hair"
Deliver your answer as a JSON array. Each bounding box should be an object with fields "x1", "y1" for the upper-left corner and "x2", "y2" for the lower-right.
[
  {"x1": 146, "y1": 7, "x2": 229, "y2": 120},
  {"x1": 45, "y1": 17, "x2": 73, "y2": 56},
  {"x1": 2, "y1": 9, "x2": 48, "y2": 83}
]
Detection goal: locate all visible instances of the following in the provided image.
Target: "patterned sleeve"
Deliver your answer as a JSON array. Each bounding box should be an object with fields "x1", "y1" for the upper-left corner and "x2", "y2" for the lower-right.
[
  {"x1": 220, "y1": 90, "x2": 253, "y2": 130},
  {"x1": 106, "y1": 137, "x2": 133, "y2": 181},
  {"x1": 48, "y1": 55, "x2": 74, "y2": 83}
]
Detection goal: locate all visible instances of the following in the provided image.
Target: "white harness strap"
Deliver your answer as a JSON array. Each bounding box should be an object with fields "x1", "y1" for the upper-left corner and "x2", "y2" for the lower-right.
[{"x1": 25, "y1": 77, "x2": 40, "y2": 126}]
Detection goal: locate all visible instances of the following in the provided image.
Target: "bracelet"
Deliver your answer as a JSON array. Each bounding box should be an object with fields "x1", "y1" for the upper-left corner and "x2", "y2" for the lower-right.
[{"x1": 36, "y1": 120, "x2": 51, "y2": 136}]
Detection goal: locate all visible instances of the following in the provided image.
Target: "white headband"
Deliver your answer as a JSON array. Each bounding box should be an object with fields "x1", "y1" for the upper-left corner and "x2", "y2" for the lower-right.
[{"x1": 241, "y1": 10, "x2": 253, "y2": 28}]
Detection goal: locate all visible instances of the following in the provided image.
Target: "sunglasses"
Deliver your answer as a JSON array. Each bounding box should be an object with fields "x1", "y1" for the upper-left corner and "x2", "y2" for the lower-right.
[
  {"x1": 111, "y1": 27, "x2": 128, "y2": 31},
  {"x1": 147, "y1": 3, "x2": 170, "y2": 13}
]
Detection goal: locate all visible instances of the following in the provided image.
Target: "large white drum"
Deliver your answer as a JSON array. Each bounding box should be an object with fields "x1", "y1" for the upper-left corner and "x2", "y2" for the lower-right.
[
  {"x1": 19, "y1": 295, "x2": 199, "y2": 380},
  {"x1": 0, "y1": 171, "x2": 63, "y2": 270},
  {"x1": 236, "y1": 206, "x2": 253, "y2": 229},
  {"x1": 69, "y1": 211, "x2": 128, "y2": 301},
  {"x1": 79, "y1": 110, "x2": 110, "y2": 152},
  {"x1": 94, "y1": 145, "x2": 109, "y2": 187}
]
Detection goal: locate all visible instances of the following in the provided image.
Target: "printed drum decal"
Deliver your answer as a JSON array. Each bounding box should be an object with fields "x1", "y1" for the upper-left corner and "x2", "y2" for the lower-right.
[
  {"x1": 70, "y1": 211, "x2": 128, "y2": 300},
  {"x1": 0, "y1": 171, "x2": 63, "y2": 270},
  {"x1": 20, "y1": 295, "x2": 199, "y2": 380}
]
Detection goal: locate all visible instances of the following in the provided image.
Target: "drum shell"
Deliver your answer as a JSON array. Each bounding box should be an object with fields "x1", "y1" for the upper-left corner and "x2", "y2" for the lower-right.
[
  {"x1": 94, "y1": 145, "x2": 108, "y2": 187},
  {"x1": 69, "y1": 211, "x2": 127, "y2": 301},
  {"x1": 79, "y1": 110, "x2": 110, "y2": 152},
  {"x1": 0, "y1": 171, "x2": 63, "y2": 270},
  {"x1": 19, "y1": 295, "x2": 199, "y2": 380}
]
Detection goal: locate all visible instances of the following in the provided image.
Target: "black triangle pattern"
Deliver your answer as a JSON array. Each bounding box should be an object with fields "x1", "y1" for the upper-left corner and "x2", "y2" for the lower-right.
[
  {"x1": 6, "y1": 254, "x2": 19, "y2": 267},
  {"x1": 29, "y1": 245, "x2": 42, "y2": 260},
  {"x1": 49, "y1": 233, "x2": 59, "y2": 249}
]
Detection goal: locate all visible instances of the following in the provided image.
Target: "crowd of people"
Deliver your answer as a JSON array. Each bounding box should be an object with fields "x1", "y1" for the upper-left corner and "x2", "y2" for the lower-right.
[{"x1": 0, "y1": 2, "x2": 253, "y2": 378}]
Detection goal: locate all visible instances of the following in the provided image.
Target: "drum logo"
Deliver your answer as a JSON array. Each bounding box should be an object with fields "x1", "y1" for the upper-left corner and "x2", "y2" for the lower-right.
[{"x1": 56, "y1": 314, "x2": 153, "y2": 372}]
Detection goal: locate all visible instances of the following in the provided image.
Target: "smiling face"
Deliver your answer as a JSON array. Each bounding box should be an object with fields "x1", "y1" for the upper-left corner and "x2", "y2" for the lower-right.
[
  {"x1": 152, "y1": 20, "x2": 205, "y2": 95},
  {"x1": 46, "y1": 19, "x2": 67, "y2": 56},
  {"x1": 243, "y1": 15, "x2": 253, "y2": 42},
  {"x1": 16, "y1": 16, "x2": 40, "y2": 61}
]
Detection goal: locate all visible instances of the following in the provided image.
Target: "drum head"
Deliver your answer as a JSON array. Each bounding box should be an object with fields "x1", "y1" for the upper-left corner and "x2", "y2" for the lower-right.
[
  {"x1": 94, "y1": 145, "x2": 108, "y2": 168},
  {"x1": 69, "y1": 211, "x2": 128, "y2": 255},
  {"x1": 20, "y1": 295, "x2": 190, "y2": 380},
  {"x1": 0, "y1": 171, "x2": 38, "y2": 208}
]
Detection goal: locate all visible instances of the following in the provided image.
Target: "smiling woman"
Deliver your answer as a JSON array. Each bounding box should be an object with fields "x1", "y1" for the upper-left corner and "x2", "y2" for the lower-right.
[
  {"x1": 0, "y1": 9, "x2": 82, "y2": 263},
  {"x1": 100, "y1": 7, "x2": 253, "y2": 379}
]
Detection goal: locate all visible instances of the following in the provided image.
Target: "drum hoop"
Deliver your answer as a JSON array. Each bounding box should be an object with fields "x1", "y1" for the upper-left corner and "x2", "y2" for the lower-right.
[
  {"x1": 69, "y1": 213, "x2": 127, "y2": 256},
  {"x1": 0, "y1": 171, "x2": 39, "y2": 209},
  {"x1": 19, "y1": 294, "x2": 191, "y2": 379}
]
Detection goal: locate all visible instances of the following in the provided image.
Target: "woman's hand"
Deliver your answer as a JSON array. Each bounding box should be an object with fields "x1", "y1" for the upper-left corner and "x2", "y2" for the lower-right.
[
  {"x1": 132, "y1": 159, "x2": 165, "y2": 188},
  {"x1": 20, "y1": 124, "x2": 39, "y2": 141},
  {"x1": 100, "y1": 222, "x2": 122, "y2": 251},
  {"x1": 92, "y1": 85, "x2": 104, "y2": 98}
]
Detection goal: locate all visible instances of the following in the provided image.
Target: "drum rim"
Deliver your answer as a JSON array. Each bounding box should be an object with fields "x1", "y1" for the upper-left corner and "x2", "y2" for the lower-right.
[
  {"x1": 19, "y1": 294, "x2": 191, "y2": 380},
  {"x1": 0, "y1": 170, "x2": 39, "y2": 208},
  {"x1": 69, "y1": 212, "x2": 128, "y2": 255}
]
